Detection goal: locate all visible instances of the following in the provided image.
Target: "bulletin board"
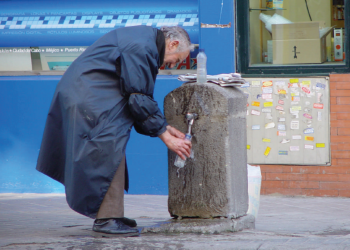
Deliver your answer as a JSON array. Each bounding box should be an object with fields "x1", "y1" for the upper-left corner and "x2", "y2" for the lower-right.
[{"x1": 243, "y1": 77, "x2": 330, "y2": 165}]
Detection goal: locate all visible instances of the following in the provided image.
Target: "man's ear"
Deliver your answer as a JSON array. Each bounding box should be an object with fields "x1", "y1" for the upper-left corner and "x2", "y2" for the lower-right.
[{"x1": 169, "y1": 41, "x2": 179, "y2": 50}]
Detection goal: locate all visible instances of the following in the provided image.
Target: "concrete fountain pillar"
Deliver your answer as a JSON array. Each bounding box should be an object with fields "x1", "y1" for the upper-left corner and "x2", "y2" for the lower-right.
[
  {"x1": 142, "y1": 82, "x2": 254, "y2": 234},
  {"x1": 162, "y1": 82, "x2": 254, "y2": 233}
]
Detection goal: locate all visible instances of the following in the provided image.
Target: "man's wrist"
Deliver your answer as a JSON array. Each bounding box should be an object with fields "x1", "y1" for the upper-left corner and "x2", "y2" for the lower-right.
[{"x1": 158, "y1": 130, "x2": 170, "y2": 142}]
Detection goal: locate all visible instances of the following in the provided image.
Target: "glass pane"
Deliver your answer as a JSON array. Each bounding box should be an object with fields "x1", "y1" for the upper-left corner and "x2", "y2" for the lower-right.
[
  {"x1": 249, "y1": 0, "x2": 346, "y2": 67},
  {"x1": 0, "y1": 0, "x2": 198, "y2": 75}
]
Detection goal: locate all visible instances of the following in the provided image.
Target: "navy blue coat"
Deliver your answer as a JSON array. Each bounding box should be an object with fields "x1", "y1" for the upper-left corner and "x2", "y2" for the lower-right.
[{"x1": 36, "y1": 26, "x2": 167, "y2": 218}]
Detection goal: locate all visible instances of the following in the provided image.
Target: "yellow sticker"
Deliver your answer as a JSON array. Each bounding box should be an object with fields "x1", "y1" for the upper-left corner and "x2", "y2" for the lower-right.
[
  {"x1": 264, "y1": 102, "x2": 273, "y2": 107},
  {"x1": 291, "y1": 106, "x2": 302, "y2": 111},
  {"x1": 278, "y1": 89, "x2": 286, "y2": 94},
  {"x1": 252, "y1": 101, "x2": 260, "y2": 107},
  {"x1": 305, "y1": 136, "x2": 314, "y2": 141},
  {"x1": 247, "y1": 145, "x2": 251, "y2": 149},
  {"x1": 316, "y1": 143, "x2": 325, "y2": 148},
  {"x1": 262, "y1": 81, "x2": 273, "y2": 87},
  {"x1": 263, "y1": 138, "x2": 271, "y2": 142},
  {"x1": 290, "y1": 79, "x2": 299, "y2": 83},
  {"x1": 302, "y1": 80, "x2": 311, "y2": 85},
  {"x1": 291, "y1": 93, "x2": 296, "y2": 97},
  {"x1": 264, "y1": 147, "x2": 271, "y2": 156}
]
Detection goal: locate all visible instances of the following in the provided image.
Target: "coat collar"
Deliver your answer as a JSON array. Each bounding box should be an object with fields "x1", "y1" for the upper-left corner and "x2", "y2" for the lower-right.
[{"x1": 156, "y1": 30, "x2": 165, "y2": 67}]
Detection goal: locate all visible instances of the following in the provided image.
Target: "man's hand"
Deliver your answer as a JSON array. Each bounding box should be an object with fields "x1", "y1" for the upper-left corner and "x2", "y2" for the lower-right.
[
  {"x1": 159, "y1": 129, "x2": 191, "y2": 160},
  {"x1": 166, "y1": 125, "x2": 185, "y2": 139}
]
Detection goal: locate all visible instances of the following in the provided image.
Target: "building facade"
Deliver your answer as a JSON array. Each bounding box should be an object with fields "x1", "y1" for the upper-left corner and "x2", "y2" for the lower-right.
[{"x1": 0, "y1": 0, "x2": 349, "y2": 197}]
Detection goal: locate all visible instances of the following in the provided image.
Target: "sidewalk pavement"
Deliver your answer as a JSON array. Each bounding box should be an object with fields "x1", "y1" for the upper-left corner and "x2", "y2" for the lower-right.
[{"x1": 0, "y1": 193, "x2": 350, "y2": 250}]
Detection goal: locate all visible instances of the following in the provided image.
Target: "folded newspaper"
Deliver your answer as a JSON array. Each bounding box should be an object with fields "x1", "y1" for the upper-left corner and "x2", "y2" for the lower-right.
[{"x1": 178, "y1": 73, "x2": 248, "y2": 87}]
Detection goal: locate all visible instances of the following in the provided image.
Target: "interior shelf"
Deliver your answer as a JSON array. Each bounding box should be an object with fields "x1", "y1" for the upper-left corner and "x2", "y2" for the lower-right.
[{"x1": 249, "y1": 8, "x2": 286, "y2": 11}]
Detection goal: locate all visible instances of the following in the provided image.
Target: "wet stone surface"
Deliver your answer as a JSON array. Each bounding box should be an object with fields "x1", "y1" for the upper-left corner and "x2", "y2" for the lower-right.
[{"x1": 142, "y1": 214, "x2": 255, "y2": 234}]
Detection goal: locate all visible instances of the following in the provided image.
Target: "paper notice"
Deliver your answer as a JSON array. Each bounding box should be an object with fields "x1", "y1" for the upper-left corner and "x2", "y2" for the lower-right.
[
  {"x1": 252, "y1": 101, "x2": 260, "y2": 107},
  {"x1": 291, "y1": 106, "x2": 302, "y2": 111},
  {"x1": 263, "y1": 87, "x2": 273, "y2": 94},
  {"x1": 305, "y1": 144, "x2": 314, "y2": 150},
  {"x1": 278, "y1": 124, "x2": 286, "y2": 130},
  {"x1": 262, "y1": 94, "x2": 272, "y2": 99},
  {"x1": 266, "y1": 113, "x2": 273, "y2": 120},
  {"x1": 305, "y1": 136, "x2": 314, "y2": 141},
  {"x1": 292, "y1": 96, "x2": 300, "y2": 102},
  {"x1": 290, "y1": 146, "x2": 300, "y2": 151},
  {"x1": 265, "y1": 122, "x2": 275, "y2": 129},
  {"x1": 313, "y1": 103, "x2": 324, "y2": 109},
  {"x1": 281, "y1": 139, "x2": 290, "y2": 144},
  {"x1": 264, "y1": 102, "x2": 273, "y2": 107},
  {"x1": 317, "y1": 93, "x2": 323, "y2": 103},
  {"x1": 302, "y1": 87, "x2": 311, "y2": 94},
  {"x1": 303, "y1": 113, "x2": 312, "y2": 119},
  {"x1": 251, "y1": 81, "x2": 261, "y2": 87},
  {"x1": 291, "y1": 120, "x2": 299, "y2": 130},
  {"x1": 303, "y1": 128, "x2": 314, "y2": 134},
  {"x1": 251, "y1": 110, "x2": 261, "y2": 116},
  {"x1": 277, "y1": 131, "x2": 286, "y2": 136},
  {"x1": 316, "y1": 82, "x2": 326, "y2": 89},
  {"x1": 262, "y1": 108, "x2": 272, "y2": 113},
  {"x1": 252, "y1": 125, "x2": 260, "y2": 130},
  {"x1": 263, "y1": 81, "x2": 273, "y2": 87}
]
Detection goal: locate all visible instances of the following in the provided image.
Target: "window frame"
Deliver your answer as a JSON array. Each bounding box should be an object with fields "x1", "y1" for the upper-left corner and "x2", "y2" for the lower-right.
[{"x1": 235, "y1": 0, "x2": 350, "y2": 76}]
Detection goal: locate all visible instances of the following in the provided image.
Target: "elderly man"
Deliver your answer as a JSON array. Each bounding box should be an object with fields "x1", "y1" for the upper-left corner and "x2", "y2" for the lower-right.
[{"x1": 36, "y1": 25, "x2": 193, "y2": 236}]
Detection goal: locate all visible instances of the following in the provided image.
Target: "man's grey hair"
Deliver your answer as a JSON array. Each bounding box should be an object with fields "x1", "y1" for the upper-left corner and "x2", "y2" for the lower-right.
[{"x1": 160, "y1": 26, "x2": 195, "y2": 53}]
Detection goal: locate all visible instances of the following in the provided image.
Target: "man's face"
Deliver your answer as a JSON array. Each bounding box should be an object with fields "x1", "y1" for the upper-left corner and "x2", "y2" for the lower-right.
[{"x1": 163, "y1": 40, "x2": 189, "y2": 69}]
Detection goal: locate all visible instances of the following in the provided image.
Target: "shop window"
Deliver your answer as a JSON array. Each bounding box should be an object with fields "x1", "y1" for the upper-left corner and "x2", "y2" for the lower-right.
[
  {"x1": 0, "y1": 0, "x2": 198, "y2": 75},
  {"x1": 236, "y1": 0, "x2": 350, "y2": 75}
]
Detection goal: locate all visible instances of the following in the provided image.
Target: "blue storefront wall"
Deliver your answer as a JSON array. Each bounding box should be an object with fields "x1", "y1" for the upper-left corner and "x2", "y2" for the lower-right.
[
  {"x1": 199, "y1": 0, "x2": 235, "y2": 75},
  {"x1": 0, "y1": 76, "x2": 182, "y2": 194},
  {"x1": 0, "y1": 0, "x2": 236, "y2": 194}
]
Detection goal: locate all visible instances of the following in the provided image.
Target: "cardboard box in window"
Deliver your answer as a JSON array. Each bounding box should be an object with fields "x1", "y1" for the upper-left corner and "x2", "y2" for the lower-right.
[
  {"x1": 266, "y1": 0, "x2": 283, "y2": 9},
  {"x1": 271, "y1": 22, "x2": 333, "y2": 64}
]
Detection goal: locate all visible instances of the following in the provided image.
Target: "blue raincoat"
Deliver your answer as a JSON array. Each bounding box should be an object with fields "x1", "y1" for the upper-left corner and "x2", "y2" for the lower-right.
[{"x1": 36, "y1": 26, "x2": 167, "y2": 218}]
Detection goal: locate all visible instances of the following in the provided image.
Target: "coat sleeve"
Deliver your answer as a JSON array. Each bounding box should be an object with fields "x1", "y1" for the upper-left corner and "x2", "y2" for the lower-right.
[{"x1": 119, "y1": 47, "x2": 168, "y2": 137}]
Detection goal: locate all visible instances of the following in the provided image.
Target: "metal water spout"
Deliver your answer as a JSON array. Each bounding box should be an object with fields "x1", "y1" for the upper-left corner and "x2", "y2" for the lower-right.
[
  {"x1": 173, "y1": 113, "x2": 198, "y2": 169},
  {"x1": 185, "y1": 112, "x2": 198, "y2": 135}
]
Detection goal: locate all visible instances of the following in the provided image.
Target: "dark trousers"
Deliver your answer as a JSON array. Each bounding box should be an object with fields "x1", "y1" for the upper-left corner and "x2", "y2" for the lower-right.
[{"x1": 96, "y1": 155, "x2": 125, "y2": 218}]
